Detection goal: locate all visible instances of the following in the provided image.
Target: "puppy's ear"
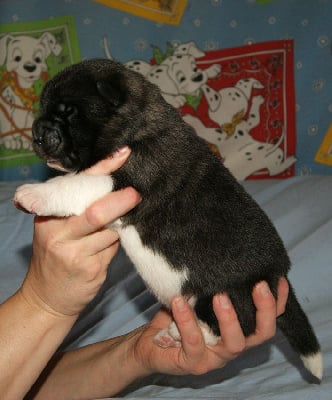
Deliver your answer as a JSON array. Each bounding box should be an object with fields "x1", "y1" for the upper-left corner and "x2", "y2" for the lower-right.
[{"x1": 96, "y1": 79, "x2": 125, "y2": 107}]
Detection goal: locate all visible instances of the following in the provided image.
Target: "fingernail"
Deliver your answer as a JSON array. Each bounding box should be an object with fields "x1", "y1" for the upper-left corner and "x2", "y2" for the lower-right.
[
  {"x1": 112, "y1": 146, "x2": 130, "y2": 158},
  {"x1": 257, "y1": 281, "x2": 271, "y2": 297},
  {"x1": 218, "y1": 294, "x2": 231, "y2": 309}
]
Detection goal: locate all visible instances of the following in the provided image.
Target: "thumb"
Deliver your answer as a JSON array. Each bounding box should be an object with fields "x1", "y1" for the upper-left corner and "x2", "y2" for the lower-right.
[
  {"x1": 65, "y1": 187, "x2": 141, "y2": 239},
  {"x1": 84, "y1": 146, "x2": 131, "y2": 176}
]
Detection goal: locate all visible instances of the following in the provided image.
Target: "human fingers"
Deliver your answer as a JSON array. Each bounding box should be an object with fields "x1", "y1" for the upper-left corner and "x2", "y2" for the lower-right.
[
  {"x1": 212, "y1": 294, "x2": 246, "y2": 358},
  {"x1": 81, "y1": 227, "x2": 120, "y2": 257},
  {"x1": 171, "y1": 297, "x2": 205, "y2": 360},
  {"x1": 32, "y1": 215, "x2": 116, "y2": 257},
  {"x1": 84, "y1": 146, "x2": 131, "y2": 176},
  {"x1": 66, "y1": 187, "x2": 141, "y2": 239},
  {"x1": 276, "y1": 277, "x2": 289, "y2": 316},
  {"x1": 172, "y1": 295, "x2": 248, "y2": 374},
  {"x1": 245, "y1": 281, "x2": 277, "y2": 348}
]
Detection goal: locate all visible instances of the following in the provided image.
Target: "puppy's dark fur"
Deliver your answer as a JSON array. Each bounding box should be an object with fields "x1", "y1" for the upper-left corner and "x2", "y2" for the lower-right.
[{"x1": 32, "y1": 59, "x2": 321, "y2": 378}]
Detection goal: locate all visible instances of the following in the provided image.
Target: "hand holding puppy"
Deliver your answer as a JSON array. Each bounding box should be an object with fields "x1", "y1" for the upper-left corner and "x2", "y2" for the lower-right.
[
  {"x1": 126, "y1": 278, "x2": 289, "y2": 378},
  {"x1": 20, "y1": 146, "x2": 139, "y2": 317}
]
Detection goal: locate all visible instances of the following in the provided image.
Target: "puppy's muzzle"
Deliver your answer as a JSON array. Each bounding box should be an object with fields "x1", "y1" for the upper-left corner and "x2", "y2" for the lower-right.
[{"x1": 33, "y1": 119, "x2": 63, "y2": 155}]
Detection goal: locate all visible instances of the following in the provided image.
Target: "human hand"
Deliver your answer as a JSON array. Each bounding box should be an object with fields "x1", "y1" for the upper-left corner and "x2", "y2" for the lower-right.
[
  {"x1": 131, "y1": 278, "x2": 289, "y2": 376},
  {"x1": 20, "y1": 147, "x2": 141, "y2": 318}
]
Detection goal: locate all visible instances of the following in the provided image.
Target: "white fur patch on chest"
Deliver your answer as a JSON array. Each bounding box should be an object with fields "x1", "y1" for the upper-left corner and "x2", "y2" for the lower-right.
[{"x1": 118, "y1": 225, "x2": 188, "y2": 307}]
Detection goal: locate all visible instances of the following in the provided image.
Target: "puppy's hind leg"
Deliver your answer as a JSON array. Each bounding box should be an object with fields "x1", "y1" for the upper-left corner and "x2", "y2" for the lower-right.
[
  {"x1": 153, "y1": 321, "x2": 182, "y2": 348},
  {"x1": 153, "y1": 296, "x2": 219, "y2": 349},
  {"x1": 153, "y1": 319, "x2": 219, "y2": 349}
]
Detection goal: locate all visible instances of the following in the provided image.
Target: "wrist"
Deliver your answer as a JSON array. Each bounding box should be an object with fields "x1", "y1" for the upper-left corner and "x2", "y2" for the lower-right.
[
  {"x1": 125, "y1": 326, "x2": 153, "y2": 378},
  {"x1": 105, "y1": 327, "x2": 153, "y2": 396},
  {"x1": 18, "y1": 280, "x2": 78, "y2": 323},
  {"x1": 0, "y1": 290, "x2": 77, "y2": 399}
]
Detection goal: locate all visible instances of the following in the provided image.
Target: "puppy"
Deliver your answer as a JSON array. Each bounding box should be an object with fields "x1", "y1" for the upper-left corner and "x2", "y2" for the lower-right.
[{"x1": 14, "y1": 59, "x2": 322, "y2": 381}]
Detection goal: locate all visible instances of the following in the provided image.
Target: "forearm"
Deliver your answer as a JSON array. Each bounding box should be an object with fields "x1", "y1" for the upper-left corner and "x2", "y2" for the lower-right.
[
  {"x1": 0, "y1": 291, "x2": 77, "y2": 400},
  {"x1": 29, "y1": 327, "x2": 150, "y2": 400}
]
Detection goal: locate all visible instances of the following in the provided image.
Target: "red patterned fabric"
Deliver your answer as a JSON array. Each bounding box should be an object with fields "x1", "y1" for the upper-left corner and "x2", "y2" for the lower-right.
[{"x1": 180, "y1": 40, "x2": 296, "y2": 180}]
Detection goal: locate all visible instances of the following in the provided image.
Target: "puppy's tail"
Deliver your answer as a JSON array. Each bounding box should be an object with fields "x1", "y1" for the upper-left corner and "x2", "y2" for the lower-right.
[{"x1": 277, "y1": 284, "x2": 322, "y2": 381}]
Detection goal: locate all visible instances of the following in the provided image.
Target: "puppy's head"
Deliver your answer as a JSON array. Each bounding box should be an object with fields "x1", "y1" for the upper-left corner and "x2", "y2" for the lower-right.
[{"x1": 32, "y1": 59, "x2": 160, "y2": 172}]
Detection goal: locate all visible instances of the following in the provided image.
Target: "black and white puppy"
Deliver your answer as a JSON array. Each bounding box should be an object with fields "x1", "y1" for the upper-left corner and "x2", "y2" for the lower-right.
[{"x1": 14, "y1": 59, "x2": 322, "y2": 381}]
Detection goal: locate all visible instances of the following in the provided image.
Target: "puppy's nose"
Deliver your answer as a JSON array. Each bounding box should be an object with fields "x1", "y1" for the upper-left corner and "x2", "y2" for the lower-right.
[{"x1": 33, "y1": 120, "x2": 62, "y2": 152}]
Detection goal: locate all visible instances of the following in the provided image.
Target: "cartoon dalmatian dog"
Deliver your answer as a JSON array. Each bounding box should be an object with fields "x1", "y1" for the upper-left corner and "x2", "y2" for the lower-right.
[
  {"x1": 183, "y1": 76, "x2": 296, "y2": 179},
  {"x1": 104, "y1": 39, "x2": 221, "y2": 108},
  {"x1": 0, "y1": 32, "x2": 62, "y2": 150},
  {"x1": 183, "y1": 98, "x2": 296, "y2": 180},
  {"x1": 201, "y1": 77, "x2": 264, "y2": 126}
]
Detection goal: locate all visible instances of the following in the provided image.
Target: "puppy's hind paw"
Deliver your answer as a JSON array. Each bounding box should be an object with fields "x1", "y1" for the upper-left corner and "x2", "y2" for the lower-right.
[{"x1": 153, "y1": 328, "x2": 182, "y2": 349}]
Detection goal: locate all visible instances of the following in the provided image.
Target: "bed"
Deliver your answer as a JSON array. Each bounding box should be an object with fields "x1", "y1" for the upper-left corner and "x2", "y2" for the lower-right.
[{"x1": 1, "y1": 176, "x2": 331, "y2": 399}]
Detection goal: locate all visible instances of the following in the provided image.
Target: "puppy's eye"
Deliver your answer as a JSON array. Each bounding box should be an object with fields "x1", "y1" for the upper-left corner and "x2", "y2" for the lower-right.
[
  {"x1": 14, "y1": 55, "x2": 22, "y2": 62},
  {"x1": 34, "y1": 56, "x2": 42, "y2": 64},
  {"x1": 56, "y1": 102, "x2": 78, "y2": 120}
]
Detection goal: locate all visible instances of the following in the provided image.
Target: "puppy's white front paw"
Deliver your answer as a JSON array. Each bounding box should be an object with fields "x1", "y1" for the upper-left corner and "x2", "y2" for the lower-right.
[
  {"x1": 14, "y1": 174, "x2": 114, "y2": 217},
  {"x1": 14, "y1": 183, "x2": 55, "y2": 215}
]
